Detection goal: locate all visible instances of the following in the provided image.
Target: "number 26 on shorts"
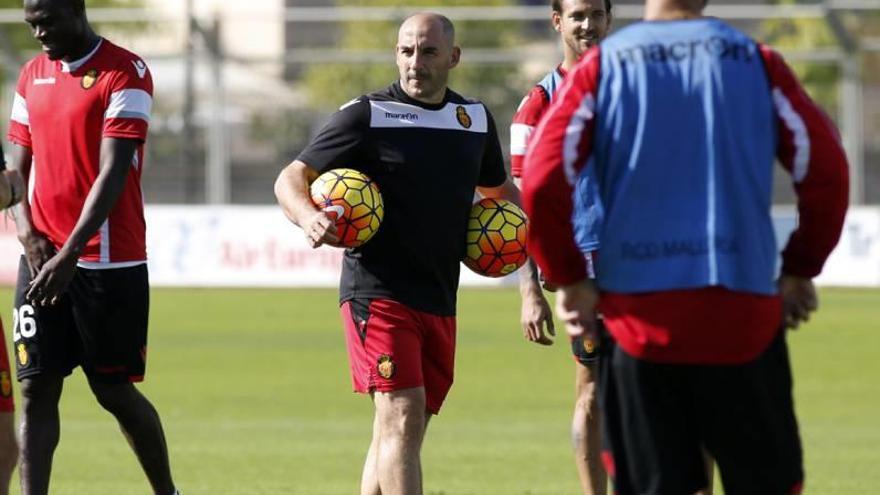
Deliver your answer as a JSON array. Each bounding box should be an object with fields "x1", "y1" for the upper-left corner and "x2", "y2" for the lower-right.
[{"x1": 12, "y1": 304, "x2": 37, "y2": 342}]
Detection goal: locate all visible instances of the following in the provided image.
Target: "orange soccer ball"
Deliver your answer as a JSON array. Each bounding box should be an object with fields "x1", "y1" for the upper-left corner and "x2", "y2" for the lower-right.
[
  {"x1": 309, "y1": 168, "x2": 384, "y2": 248},
  {"x1": 463, "y1": 198, "x2": 529, "y2": 277}
]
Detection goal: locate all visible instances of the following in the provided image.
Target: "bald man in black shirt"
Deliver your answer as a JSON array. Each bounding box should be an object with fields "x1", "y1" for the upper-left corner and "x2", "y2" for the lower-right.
[{"x1": 276, "y1": 12, "x2": 522, "y2": 495}]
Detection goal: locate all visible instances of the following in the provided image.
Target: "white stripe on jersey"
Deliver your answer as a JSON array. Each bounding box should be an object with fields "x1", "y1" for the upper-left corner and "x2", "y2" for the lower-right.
[
  {"x1": 772, "y1": 88, "x2": 810, "y2": 183},
  {"x1": 105, "y1": 89, "x2": 152, "y2": 122},
  {"x1": 369, "y1": 101, "x2": 488, "y2": 133},
  {"x1": 77, "y1": 260, "x2": 147, "y2": 269},
  {"x1": 99, "y1": 219, "x2": 110, "y2": 263},
  {"x1": 11, "y1": 92, "x2": 29, "y2": 127},
  {"x1": 510, "y1": 123, "x2": 534, "y2": 156},
  {"x1": 562, "y1": 94, "x2": 596, "y2": 185},
  {"x1": 28, "y1": 157, "x2": 36, "y2": 204}
]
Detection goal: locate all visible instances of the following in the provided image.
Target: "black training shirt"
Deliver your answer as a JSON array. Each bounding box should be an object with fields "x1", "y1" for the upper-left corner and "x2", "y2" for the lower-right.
[{"x1": 298, "y1": 82, "x2": 507, "y2": 316}]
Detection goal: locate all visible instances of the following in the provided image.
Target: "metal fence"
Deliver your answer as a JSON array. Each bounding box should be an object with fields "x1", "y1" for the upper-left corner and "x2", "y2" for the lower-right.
[{"x1": 0, "y1": 1, "x2": 877, "y2": 204}]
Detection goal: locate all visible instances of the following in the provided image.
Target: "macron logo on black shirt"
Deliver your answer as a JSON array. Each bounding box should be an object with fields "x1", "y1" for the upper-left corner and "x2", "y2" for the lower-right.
[
  {"x1": 384, "y1": 111, "x2": 419, "y2": 122},
  {"x1": 369, "y1": 101, "x2": 487, "y2": 133}
]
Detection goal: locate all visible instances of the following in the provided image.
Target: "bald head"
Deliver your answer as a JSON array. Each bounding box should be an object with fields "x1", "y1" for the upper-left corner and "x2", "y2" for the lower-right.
[
  {"x1": 395, "y1": 12, "x2": 461, "y2": 105},
  {"x1": 398, "y1": 13, "x2": 455, "y2": 49}
]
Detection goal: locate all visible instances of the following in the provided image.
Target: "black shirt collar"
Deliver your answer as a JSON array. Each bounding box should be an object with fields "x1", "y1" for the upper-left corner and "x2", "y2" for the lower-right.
[{"x1": 390, "y1": 81, "x2": 450, "y2": 111}]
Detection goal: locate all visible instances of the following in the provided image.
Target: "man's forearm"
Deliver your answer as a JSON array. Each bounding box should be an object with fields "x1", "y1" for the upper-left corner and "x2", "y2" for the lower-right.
[
  {"x1": 60, "y1": 138, "x2": 135, "y2": 257},
  {"x1": 518, "y1": 258, "x2": 542, "y2": 295},
  {"x1": 510, "y1": 176, "x2": 542, "y2": 295},
  {"x1": 275, "y1": 160, "x2": 320, "y2": 227},
  {"x1": 8, "y1": 144, "x2": 38, "y2": 239},
  {"x1": 61, "y1": 171, "x2": 128, "y2": 257}
]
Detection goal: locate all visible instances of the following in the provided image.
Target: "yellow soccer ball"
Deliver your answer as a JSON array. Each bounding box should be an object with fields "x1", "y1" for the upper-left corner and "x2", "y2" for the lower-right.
[
  {"x1": 309, "y1": 168, "x2": 384, "y2": 248},
  {"x1": 463, "y1": 198, "x2": 528, "y2": 277}
]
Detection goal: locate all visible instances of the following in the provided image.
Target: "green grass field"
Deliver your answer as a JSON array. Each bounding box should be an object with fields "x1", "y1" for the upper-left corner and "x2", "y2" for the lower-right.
[{"x1": 0, "y1": 287, "x2": 877, "y2": 494}]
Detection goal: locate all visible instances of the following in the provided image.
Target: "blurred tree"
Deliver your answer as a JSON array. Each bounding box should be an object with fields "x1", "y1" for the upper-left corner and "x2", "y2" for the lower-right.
[
  {"x1": 0, "y1": 0, "x2": 145, "y2": 68},
  {"x1": 858, "y1": 12, "x2": 880, "y2": 85},
  {"x1": 761, "y1": 4, "x2": 880, "y2": 202},
  {"x1": 302, "y1": 0, "x2": 526, "y2": 115},
  {"x1": 759, "y1": 0, "x2": 840, "y2": 113}
]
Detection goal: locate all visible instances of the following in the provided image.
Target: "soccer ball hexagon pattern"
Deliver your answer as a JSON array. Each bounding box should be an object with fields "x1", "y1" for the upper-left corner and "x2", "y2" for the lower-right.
[
  {"x1": 309, "y1": 168, "x2": 384, "y2": 248},
  {"x1": 463, "y1": 198, "x2": 528, "y2": 277}
]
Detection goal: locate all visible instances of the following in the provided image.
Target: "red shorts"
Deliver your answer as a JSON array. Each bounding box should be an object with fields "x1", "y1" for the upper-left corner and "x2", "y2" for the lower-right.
[
  {"x1": 0, "y1": 319, "x2": 14, "y2": 412},
  {"x1": 341, "y1": 298, "x2": 456, "y2": 414}
]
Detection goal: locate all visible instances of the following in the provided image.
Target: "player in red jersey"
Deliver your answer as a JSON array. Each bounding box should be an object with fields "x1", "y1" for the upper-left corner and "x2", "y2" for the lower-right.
[
  {"x1": 513, "y1": 2, "x2": 715, "y2": 493},
  {"x1": 510, "y1": 1, "x2": 612, "y2": 492},
  {"x1": 0, "y1": 150, "x2": 25, "y2": 495},
  {"x1": 7, "y1": 1, "x2": 178, "y2": 494},
  {"x1": 522, "y1": 0, "x2": 848, "y2": 492}
]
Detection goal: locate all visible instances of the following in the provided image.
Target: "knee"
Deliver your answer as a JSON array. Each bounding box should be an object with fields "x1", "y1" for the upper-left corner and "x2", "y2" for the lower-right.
[
  {"x1": 376, "y1": 392, "x2": 426, "y2": 443},
  {"x1": 571, "y1": 420, "x2": 588, "y2": 450},
  {"x1": 19, "y1": 377, "x2": 62, "y2": 415},
  {"x1": 381, "y1": 407, "x2": 425, "y2": 441},
  {"x1": 90, "y1": 383, "x2": 136, "y2": 415},
  {"x1": 575, "y1": 380, "x2": 599, "y2": 416}
]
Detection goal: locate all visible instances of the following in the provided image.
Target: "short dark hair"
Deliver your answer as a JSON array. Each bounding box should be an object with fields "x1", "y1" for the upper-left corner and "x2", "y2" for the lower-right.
[
  {"x1": 40, "y1": 0, "x2": 86, "y2": 16},
  {"x1": 552, "y1": 0, "x2": 613, "y2": 14}
]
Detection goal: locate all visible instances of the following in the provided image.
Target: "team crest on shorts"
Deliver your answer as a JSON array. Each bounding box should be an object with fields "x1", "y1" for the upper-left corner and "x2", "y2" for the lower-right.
[
  {"x1": 456, "y1": 106, "x2": 472, "y2": 129},
  {"x1": 376, "y1": 354, "x2": 396, "y2": 379},
  {"x1": 81, "y1": 69, "x2": 99, "y2": 89},
  {"x1": 0, "y1": 371, "x2": 11, "y2": 398},
  {"x1": 17, "y1": 343, "x2": 28, "y2": 367},
  {"x1": 583, "y1": 338, "x2": 596, "y2": 354}
]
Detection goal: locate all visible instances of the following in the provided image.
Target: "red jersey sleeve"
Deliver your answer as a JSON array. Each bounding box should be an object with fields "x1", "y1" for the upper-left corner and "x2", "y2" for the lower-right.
[
  {"x1": 8, "y1": 65, "x2": 32, "y2": 148},
  {"x1": 510, "y1": 86, "x2": 550, "y2": 178},
  {"x1": 521, "y1": 48, "x2": 601, "y2": 286},
  {"x1": 759, "y1": 45, "x2": 849, "y2": 278},
  {"x1": 102, "y1": 57, "x2": 153, "y2": 141}
]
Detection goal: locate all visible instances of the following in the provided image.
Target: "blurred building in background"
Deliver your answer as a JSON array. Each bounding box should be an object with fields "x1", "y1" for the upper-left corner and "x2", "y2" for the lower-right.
[
  {"x1": 1, "y1": 0, "x2": 876, "y2": 206},
  {"x1": 0, "y1": 1, "x2": 877, "y2": 287}
]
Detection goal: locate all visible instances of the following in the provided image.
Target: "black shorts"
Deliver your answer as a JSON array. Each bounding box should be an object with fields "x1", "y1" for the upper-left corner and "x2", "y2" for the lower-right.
[
  {"x1": 13, "y1": 257, "x2": 150, "y2": 384},
  {"x1": 570, "y1": 318, "x2": 602, "y2": 366},
  {"x1": 598, "y1": 331, "x2": 803, "y2": 495}
]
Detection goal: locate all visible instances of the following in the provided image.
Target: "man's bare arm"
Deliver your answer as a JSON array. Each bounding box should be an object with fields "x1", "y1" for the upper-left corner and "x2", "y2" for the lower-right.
[
  {"x1": 274, "y1": 160, "x2": 339, "y2": 247},
  {"x1": 479, "y1": 178, "x2": 556, "y2": 345}
]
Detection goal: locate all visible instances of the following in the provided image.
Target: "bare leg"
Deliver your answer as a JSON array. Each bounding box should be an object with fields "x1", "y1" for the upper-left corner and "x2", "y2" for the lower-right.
[
  {"x1": 361, "y1": 407, "x2": 381, "y2": 495},
  {"x1": 572, "y1": 362, "x2": 606, "y2": 495},
  {"x1": 373, "y1": 387, "x2": 427, "y2": 495},
  {"x1": 0, "y1": 411, "x2": 19, "y2": 495},
  {"x1": 19, "y1": 374, "x2": 64, "y2": 495},
  {"x1": 88, "y1": 380, "x2": 175, "y2": 495}
]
